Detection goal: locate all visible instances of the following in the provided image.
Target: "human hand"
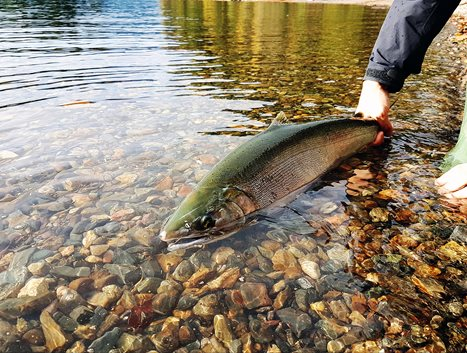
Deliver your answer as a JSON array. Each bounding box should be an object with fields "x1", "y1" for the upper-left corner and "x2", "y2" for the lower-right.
[
  {"x1": 354, "y1": 80, "x2": 393, "y2": 146},
  {"x1": 436, "y1": 163, "x2": 467, "y2": 199}
]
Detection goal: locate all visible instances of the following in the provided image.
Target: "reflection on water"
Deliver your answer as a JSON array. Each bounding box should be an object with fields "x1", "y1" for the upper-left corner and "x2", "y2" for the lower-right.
[{"x1": 0, "y1": 0, "x2": 465, "y2": 352}]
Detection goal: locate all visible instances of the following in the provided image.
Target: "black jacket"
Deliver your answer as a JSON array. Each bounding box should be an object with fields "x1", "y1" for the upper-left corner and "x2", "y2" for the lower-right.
[{"x1": 364, "y1": 0, "x2": 460, "y2": 93}]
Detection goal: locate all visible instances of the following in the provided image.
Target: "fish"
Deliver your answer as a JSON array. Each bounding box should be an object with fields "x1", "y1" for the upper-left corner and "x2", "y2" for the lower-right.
[{"x1": 160, "y1": 114, "x2": 378, "y2": 251}]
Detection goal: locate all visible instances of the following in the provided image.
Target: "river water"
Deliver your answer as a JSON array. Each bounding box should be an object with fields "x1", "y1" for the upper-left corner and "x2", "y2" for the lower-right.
[{"x1": 0, "y1": 0, "x2": 465, "y2": 352}]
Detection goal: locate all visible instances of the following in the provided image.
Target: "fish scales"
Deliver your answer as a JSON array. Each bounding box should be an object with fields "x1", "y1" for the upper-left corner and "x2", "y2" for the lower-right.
[
  {"x1": 160, "y1": 117, "x2": 378, "y2": 250},
  {"x1": 240, "y1": 121, "x2": 376, "y2": 207}
]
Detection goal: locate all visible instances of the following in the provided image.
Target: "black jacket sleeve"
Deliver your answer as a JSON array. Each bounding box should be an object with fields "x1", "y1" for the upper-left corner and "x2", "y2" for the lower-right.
[{"x1": 364, "y1": 0, "x2": 460, "y2": 93}]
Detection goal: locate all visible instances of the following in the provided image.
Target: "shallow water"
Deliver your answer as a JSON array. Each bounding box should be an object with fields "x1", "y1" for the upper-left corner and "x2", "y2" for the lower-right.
[{"x1": 0, "y1": 0, "x2": 466, "y2": 352}]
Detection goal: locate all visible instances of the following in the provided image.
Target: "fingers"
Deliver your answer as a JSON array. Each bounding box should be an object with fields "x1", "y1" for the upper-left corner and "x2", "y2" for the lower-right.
[
  {"x1": 370, "y1": 131, "x2": 385, "y2": 146},
  {"x1": 354, "y1": 80, "x2": 393, "y2": 143},
  {"x1": 436, "y1": 164, "x2": 467, "y2": 199},
  {"x1": 444, "y1": 187, "x2": 467, "y2": 199}
]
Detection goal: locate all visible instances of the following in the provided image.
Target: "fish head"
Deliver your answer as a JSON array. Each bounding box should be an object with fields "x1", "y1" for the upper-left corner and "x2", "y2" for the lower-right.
[{"x1": 160, "y1": 186, "x2": 256, "y2": 251}]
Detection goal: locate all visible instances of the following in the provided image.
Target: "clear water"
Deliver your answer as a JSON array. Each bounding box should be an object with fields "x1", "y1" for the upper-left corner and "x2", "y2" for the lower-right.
[{"x1": 0, "y1": 0, "x2": 465, "y2": 352}]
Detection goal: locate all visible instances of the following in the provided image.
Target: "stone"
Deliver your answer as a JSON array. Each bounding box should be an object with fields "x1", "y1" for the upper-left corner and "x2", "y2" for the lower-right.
[
  {"x1": 40, "y1": 311, "x2": 68, "y2": 352},
  {"x1": 214, "y1": 315, "x2": 234, "y2": 343},
  {"x1": 157, "y1": 253, "x2": 183, "y2": 273},
  {"x1": 69, "y1": 306, "x2": 94, "y2": 325},
  {"x1": 116, "y1": 173, "x2": 138, "y2": 185},
  {"x1": 17, "y1": 278, "x2": 50, "y2": 298},
  {"x1": 88, "y1": 327, "x2": 122, "y2": 353},
  {"x1": 57, "y1": 286, "x2": 87, "y2": 313},
  {"x1": 184, "y1": 267, "x2": 216, "y2": 288},
  {"x1": 103, "y1": 264, "x2": 141, "y2": 285},
  {"x1": 152, "y1": 291, "x2": 178, "y2": 315},
  {"x1": 172, "y1": 260, "x2": 195, "y2": 282},
  {"x1": 369, "y1": 208, "x2": 389, "y2": 222},
  {"x1": 299, "y1": 258, "x2": 320, "y2": 280},
  {"x1": 240, "y1": 283, "x2": 272, "y2": 309},
  {"x1": 196, "y1": 267, "x2": 240, "y2": 295},
  {"x1": 66, "y1": 340, "x2": 86, "y2": 353},
  {"x1": 90, "y1": 244, "x2": 110, "y2": 256},
  {"x1": 82, "y1": 231, "x2": 98, "y2": 248},
  {"x1": 117, "y1": 333, "x2": 143, "y2": 353},
  {"x1": 155, "y1": 176, "x2": 174, "y2": 191},
  {"x1": 27, "y1": 261, "x2": 51, "y2": 276},
  {"x1": 276, "y1": 308, "x2": 312, "y2": 337},
  {"x1": 111, "y1": 208, "x2": 136, "y2": 222},
  {"x1": 23, "y1": 327, "x2": 45, "y2": 346},
  {"x1": 271, "y1": 249, "x2": 298, "y2": 271},
  {"x1": 193, "y1": 294, "x2": 220, "y2": 320},
  {"x1": 316, "y1": 319, "x2": 349, "y2": 339},
  {"x1": 0, "y1": 292, "x2": 54, "y2": 320},
  {"x1": 131, "y1": 228, "x2": 153, "y2": 247},
  {"x1": 88, "y1": 285, "x2": 122, "y2": 308},
  {"x1": 327, "y1": 244, "x2": 351, "y2": 264},
  {"x1": 0, "y1": 320, "x2": 19, "y2": 352},
  {"x1": 327, "y1": 339, "x2": 345, "y2": 353},
  {"x1": 50, "y1": 266, "x2": 91, "y2": 278},
  {"x1": 135, "y1": 277, "x2": 161, "y2": 294},
  {"x1": 212, "y1": 247, "x2": 235, "y2": 265}
]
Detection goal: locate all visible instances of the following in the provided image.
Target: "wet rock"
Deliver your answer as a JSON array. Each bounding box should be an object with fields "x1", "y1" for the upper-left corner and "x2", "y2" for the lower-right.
[
  {"x1": 54, "y1": 311, "x2": 78, "y2": 332},
  {"x1": 117, "y1": 332, "x2": 143, "y2": 353},
  {"x1": 196, "y1": 267, "x2": 240, "y2": 295},
  {"x1": 249, "y1": 317, "x2": 274, "y2": 344},
  {"x1": 299, "y1": 258, "x2": 320, "y2": 280},
  {"x1": 88, "y1": 327, "x2": 122, "y2": 353},
  {"x1": 212, "y1": 247, "x2": 235, "y2": 265},
  {"x1": 351, "y1": 341, "x2": 381, "y2": 353},
  {"x1": 88, "y1": 285, "x2": 122, "y2": 308},
  {"x1": 152, "y1": 291, "x2": 178, "y2": 315},
  {"x1": 23, "y1": 327, "x2": 45, "y2": 346},
  {"x1": 172, "y1": 260, "x2": 195, "y2": 282},
  {"x1": 50, "y1": 266, "x2": 91, "y2": 278},
  {"x1": 112, "y1": 248, "x2": 136, "y2": 265},
  {"x1": 184, "y1": 267, "x2": 216, "y2": 288},
  {"x1": 240, "y1": 282, "x2": 272, "y2": 309},
  {"x1": 193, "y1": 294, "x2": 220, "y2": 320},
  {"x1": 189, "y1": 250, "x2": 213, "y2": 270},
  {"x1": 328, "y1": 300, "x2": 351, "y2": 323},
  {"x1": 0, "y1": 292, "x2": 54, "y2": 320},
  {"x1": 272, "y1": 249, "x2": 298, "y2": 271},
  {"x1": 273, "y1": 286, "x2": 291, "y2": 310},
  {"x1": 69, "y1": 306, "x2": 94, "y2": 325},
  {"x1": 437, "y1": 240, "x2": 466, "y2": 262},
  {"x1": 17, "y1": 277, "x2": 50, "y2": 298},
  {"x1": 135, "y1": 277, "x2": 161, "y2": 294},
  {"x1": 89, "y1": 306, "x2": 108, "y2": 327},
  {"x1": 0, "y1": 320, "x2": 19, "y2": 352},
  {"x1": 90, "y1": 244, "x2": 110, "y2": 256},
  {"x1": 131, "y1": 228, "x2": 154, "y2": 247},
  {"x1": 327, "y1": 339, "x2": 345, "y2": 353},
  {"x1": 316, "y1": 319, "x2": 349, "y2": 339},
  {"x1": 214, "y1": 314, "x2": 234, "y2": 343},
  {"x1": 57, "y1": 286, "x2": 87, "y2": 313},
  {"x1": 157, "y1": 253, "x2": 183, "y2": 273},
  {"x1": 276, "y1": 308, "x2": 312, "y2": 337},
  {"x1": 27, "y1": 261, "x2": 51, "y2": 276},
  {"x1": 449, "y1": 225, "x2": 467, "y2": 244},
  {"x1": 155, "y1": 176, "x2": 174, "y2": 191},
  {"x1": 327, "y1": 244, "x2": 351, "y2": 264},
  {"x1": 411, "y1": 275, "x2": 444, "y2": 298},
  {"x1": 320, "y1": 273, "x2": 370, "y2": 294},
  {"x1": 369, "y1": 208, "x2": 389, "y2": 222},
  {"x1": 104, "y1": 264, "x2": 141, "y2": 285},
  {"x1": 40, "y1": 311, "x2": 68, "y2": 352}
]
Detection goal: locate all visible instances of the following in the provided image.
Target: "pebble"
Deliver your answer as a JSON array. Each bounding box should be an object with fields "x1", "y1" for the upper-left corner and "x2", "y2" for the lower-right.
[
  {"x1": 214, "y1": 314, "x2": 234, "y2": 343},
  {"x1": 40, "y1": 311, "x2": 68, "y2": 352},
  {"x1": 193, "y1": 294, "x2": 220, "y2": 320},
  {"x1": 240, "y1": 282, "x2": 272, "y2": 309},
  {"x1": 276, "y1": 308, "x2": 312, "y2": 336},
  {"x1": 17, "y1": 277, "x2": 50, "y2": 298},
  {"x1": 88, "y1": 327, "x2": 122, "y2": 353},
  {"x1": 50, "y1": 266, "x2": 91, "y2": 278},
  {"x1": 299, "y1": 258, "x2": 320, "y2": 280},
  {"x1": 27, "y1": 261, "x2": 51, "y2": 276},
  {"x1": 117, "y1": 332, "x2": 143, "y2": 353}
]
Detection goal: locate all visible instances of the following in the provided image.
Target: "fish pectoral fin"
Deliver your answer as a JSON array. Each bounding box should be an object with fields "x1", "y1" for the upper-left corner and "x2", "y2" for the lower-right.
[{"x1": 268, "y1": 111, "x2": 290, "y2": 129}]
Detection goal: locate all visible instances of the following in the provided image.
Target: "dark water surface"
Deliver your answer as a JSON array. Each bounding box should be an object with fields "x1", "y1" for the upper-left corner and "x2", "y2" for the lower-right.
[{"x1": 0, "y1": 0, "x2": 466, "y2": 352}]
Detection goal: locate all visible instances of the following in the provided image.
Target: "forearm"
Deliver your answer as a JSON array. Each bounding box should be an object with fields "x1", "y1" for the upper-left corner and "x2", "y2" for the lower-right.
[{"x1": 364, "y1": 0, "x2": 460, "y2": 93}]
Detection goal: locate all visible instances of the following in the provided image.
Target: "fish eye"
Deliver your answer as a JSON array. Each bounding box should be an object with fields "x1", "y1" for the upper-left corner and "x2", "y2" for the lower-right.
[{"x1": 193, "y1": 214, "x2": 215, "y2": 231}]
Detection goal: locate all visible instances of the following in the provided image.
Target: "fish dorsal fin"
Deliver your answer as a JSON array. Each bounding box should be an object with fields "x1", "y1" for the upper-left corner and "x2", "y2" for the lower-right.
[{"x1": 268, "y1": 111, "x2": 289, "y2": 130}]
